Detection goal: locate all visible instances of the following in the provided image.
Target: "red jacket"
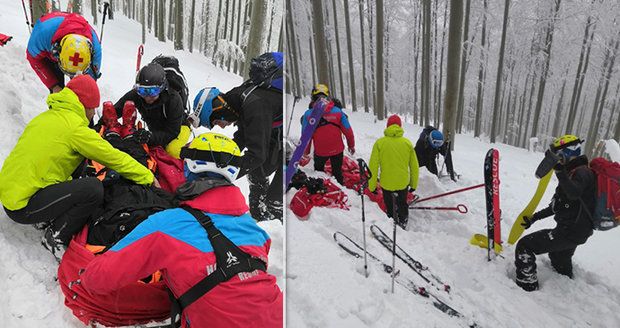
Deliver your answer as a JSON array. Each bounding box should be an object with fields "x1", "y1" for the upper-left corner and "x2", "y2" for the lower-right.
[
  {"x1": 302, "y1": 103, "x2": 355, "y2": 157},
  {"x1": 81, "y1": 185, "x2": 283, "y2": 328}
]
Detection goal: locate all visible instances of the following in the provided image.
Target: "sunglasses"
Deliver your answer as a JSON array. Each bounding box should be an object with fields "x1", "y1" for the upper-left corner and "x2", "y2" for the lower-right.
[
  {"x1": 431, "y1": 139, "x2": 444, "y2": 148},
  {"x1": 135, "y1": 85, "x2": 163, "y2": 97}
]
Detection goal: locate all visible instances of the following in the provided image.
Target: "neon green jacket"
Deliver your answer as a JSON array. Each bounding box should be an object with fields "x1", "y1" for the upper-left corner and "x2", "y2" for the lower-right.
[
  {"x1": 0, "y1": 88, "x2": 154, "y2": 211},
  {"x1": 368, "y1": 124, "x2": 419, "y2": 192}
]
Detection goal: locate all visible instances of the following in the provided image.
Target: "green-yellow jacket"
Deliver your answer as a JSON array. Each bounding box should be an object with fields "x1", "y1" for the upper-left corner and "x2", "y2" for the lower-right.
[
  {"x1": 368, "y1": 124, "x2": 419, "y2": 192},
  {"x1": 0, "y1": 88, "x2": 154, "y2": 211}
]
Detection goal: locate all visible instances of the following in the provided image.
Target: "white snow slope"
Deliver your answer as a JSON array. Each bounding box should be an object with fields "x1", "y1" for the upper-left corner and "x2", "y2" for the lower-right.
[
  {"x1": 286, "y1": 99, "x2": 620, "y2": 328},
  {"x1": 0, "y1": 2, "x2": 283, "y2": 327}
]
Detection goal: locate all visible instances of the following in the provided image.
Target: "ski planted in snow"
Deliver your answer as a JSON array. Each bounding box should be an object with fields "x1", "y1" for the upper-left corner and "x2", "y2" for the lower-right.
[
  {"x1": 334, "y1": 232, "x2": 478, "y2": 327},
  {"x1": 285, "y1": 97, "x2": 332, "y2": 187},
  {"x1": 369, "y1": 224, "x2": 450, "y2": 292},
  {"x1": 485, "y1": 149, "x2": 501, "y2": 258}
]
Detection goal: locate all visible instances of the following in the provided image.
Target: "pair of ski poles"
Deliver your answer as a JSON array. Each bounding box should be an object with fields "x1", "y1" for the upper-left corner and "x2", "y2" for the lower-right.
[{"x1": 356, "y1": 158, "x2": 398, "y2": 293}]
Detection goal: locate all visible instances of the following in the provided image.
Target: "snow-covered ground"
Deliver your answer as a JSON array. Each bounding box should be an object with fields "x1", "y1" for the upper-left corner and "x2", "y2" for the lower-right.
[
  {"x1": 286, "y1": 98, "x2": 620, "y2": 327},
  {"x1": 0, "y1": 2, "x2": 283, "y2": 327}
]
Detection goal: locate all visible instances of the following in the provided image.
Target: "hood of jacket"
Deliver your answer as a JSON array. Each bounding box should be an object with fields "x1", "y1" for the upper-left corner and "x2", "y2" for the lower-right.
[
  {"x1": 46, "y1": 87, "x2": 89, "y2": 125},
  {"x1": 384, "y1": 124, "x2": 404, "y2": 138}
]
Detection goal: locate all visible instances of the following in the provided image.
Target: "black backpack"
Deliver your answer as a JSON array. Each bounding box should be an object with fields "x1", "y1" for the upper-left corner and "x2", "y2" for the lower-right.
[
  {"x1": 87, "y1": 180, "x2": 177, "y2": 251},
  {"x1": 151, "y1": 55, "x2": 190, "y2": 112}
]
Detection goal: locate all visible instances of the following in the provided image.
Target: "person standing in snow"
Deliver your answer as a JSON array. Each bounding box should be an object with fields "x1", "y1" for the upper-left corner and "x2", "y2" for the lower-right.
[
  {"x1": 415, "y1": 126, "x2": 456, "y2": 181},
  {"x1": 26, "y1": 12, "x2": 102, "y2": 93},
  {"x1": 100, "y1": 62, "x2": 186, "y2": 155},
  {"x1": 368, "y1": 115, "x2": 419, "y2": 229},
  {"x1": 80, "y1": 133, "x2": 283, "y2": 328},
  {"x1": 300, "y1": 84, "x2": 355, "y2": 186},
  {"x1": 0, "y1": 75, "x2": 154, "y2": 258},
  {"x1": 189, "y1": 52, "x2": 283, "y2": 222},
  {"x1": 515, "y1": 135, "x2": 595, "y2": 292}
]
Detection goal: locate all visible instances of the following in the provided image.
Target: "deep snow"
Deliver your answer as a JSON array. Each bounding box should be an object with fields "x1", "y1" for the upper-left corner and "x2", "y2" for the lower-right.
[
  {"x1": 285, "y1": 98, "x2": 620, "y2": 327},
  {"x1": 0, "y1": 2, "x2": 283, "y2": 327}
]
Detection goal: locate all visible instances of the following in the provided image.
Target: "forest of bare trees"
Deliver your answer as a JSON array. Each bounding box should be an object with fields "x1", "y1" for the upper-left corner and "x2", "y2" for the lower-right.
[
  {"x1": 29, "y1": 0, "x2": 283, "y2": 77},
  {"x1": 286, "y1": 0, "x2": 620, "y2": 155}
]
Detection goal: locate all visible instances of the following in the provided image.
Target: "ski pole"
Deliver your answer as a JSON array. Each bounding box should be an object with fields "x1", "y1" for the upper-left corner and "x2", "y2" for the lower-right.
[
  {"x1": 409, "y1": 204, "x2": 468, "y2": 214},
  {"x1": 100, "y1": 2, "x2": 110, "y2": 43},
  {"x1": 390, "y1": 192, "x2": 398, "y2": 294},
  {"x1": 357, "y1": 158, "x2": 371, "y2": 278},
  {"x1": 286, "y1": 96, "x2": 301, "y2": 138},
  {"x1": 136, "y1": 44, "x2": 144, "y2": 72},
  {"x1": 21, "y1": 0, "x2": 31, "y2": 33},
  {"x1": 414, "y1": 183, "x2": 484, "y2": 204}
]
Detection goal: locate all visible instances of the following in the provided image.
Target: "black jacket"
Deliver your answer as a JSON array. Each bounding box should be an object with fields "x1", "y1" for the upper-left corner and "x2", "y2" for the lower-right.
[
  {"x1": 224, "y1": 83, "x2": 283, "y2": 178},
  {"x1": 113, "y1": 89, "x2": 185, "y2": 147},
  {"x1": 414, "y1": 126, "x2": 454, "y2": 178},
  {"x1": 536, "y1": 156, "x2": 595, "y2": 243}
]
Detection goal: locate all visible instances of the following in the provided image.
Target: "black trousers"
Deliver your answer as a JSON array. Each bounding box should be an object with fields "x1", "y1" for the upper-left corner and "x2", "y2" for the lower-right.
[
  {"x1": 314, "y1": 152, "x2": 344, "y2": 185},
  {"x1": 382, "y1": 188, "x2": 409, "y2": 224},
  {"x1": 248, "y1": 164, "x2": 283, "y2": 222},
  {"x1": 515, "y1": 228, "x2": 584, "y2": 286},
  {"x1": 4, "y1": 177, "x2": 104, "y2": 245}
]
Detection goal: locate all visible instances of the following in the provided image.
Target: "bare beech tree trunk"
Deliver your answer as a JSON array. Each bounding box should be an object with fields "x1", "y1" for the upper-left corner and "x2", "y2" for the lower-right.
[
  {"x1": 174, "y1": 0, "x2": 183, "y2": 50},
  {"x1": 332, "y1": 0, "x2": 346, "y2": 106},
  {"x1": 343, "y1": 0, "x2": 357, "y2": 111},
  {"x1": 157, "y1": 0, "x2": 165, "y2": 42},
  {"x1": 530, "y1": 0, "x2": 561, "y2": 141},
  {"x1": 421, "y1": 0, "x2": 431, "y2": 126},
  {"x1": 490, "y1": 0, "x2": 510, "y2": 143},
  {"x1": 442, "y1": 0, "x2": 463, "y2": 147},
  {"x1": 567, "y1": 18, "x2": 596, "y2": 134},
  {"x1": 358, "y1": 0, "x2": 369, "y2": 113},
  {"x1": 311, "y1": 0, "x2": 330, "y2": 84},
  {"x1": 474, "y1": 0, "x2": 488, "y2": 137},
  {"x1": 189, "y1": 0, "x2": 196, "y2": 52},
  {"x1": 376, "y1": 0, "x2": 384, "y2": 120}
]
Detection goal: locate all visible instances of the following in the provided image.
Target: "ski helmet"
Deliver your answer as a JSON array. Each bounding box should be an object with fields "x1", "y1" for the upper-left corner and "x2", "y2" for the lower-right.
[
  {"x1": 180, "y1": 132, "x2": 242, "y2": 182},
  {"x1": 428, "y1": 130, "x2": 444, "y2": 149},
  {"x1": 135, "y1": 63, "x2": 167, "y2": 87},
  {"x1": 552, "y1": 134, "x2": 583, "y2": 162},
  {"x1": 249, "y1": 52, "x2": 283, "y2": 91},
  {"x1": 190, "y1": 87, "x2": 236, "y2": 129},
  {"x1": 311, "y1": 84, "x2": 330, "y2": 98},
  {"x1": 57, "y1": 34, "x2": 92, "y2": 76}
]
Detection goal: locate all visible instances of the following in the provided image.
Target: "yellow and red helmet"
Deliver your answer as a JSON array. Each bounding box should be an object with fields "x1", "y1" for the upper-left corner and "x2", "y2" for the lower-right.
[{"x1": 57, "y1": 34, "x2": 92, "y2": 76}]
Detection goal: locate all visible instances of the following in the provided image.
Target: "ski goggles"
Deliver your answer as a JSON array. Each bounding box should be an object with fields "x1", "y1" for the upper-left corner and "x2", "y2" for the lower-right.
[
  {"x1": 557, "y1": 144, "x2": 581, "y2": 159},
  {"x1": 135, "y1": 85, "x2": 164, "y2": 97}
]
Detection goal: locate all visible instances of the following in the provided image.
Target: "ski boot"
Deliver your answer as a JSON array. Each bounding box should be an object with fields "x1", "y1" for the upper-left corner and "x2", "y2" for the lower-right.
[
  {"x1": 102, "y1": 101, "x2": 122, "y2": 137},
  {"x1": 120, "y1": 101, "x2": 137, "y2": 138}
]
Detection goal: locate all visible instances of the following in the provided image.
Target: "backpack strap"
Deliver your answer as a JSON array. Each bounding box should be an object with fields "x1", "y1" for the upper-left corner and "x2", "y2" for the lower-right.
[{"x1": 168, "y1": 206, "x2": 267, "y2": 327}]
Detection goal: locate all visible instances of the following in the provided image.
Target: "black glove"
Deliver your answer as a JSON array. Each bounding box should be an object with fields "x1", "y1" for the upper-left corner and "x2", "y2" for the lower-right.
[
  {"x1": 134, "y1": 129, "x2": 152, "y2": 144},
  {"x1": 521, "y1": 213, "x2": 541, "y2": 230},
  {"x1": 553, "y1": 162, "x2": 565, "y2": 171}
]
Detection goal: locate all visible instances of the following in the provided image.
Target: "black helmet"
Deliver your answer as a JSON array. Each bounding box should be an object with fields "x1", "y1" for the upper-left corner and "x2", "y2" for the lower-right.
[{"x1": 136, "y1": 63, "x2": 167, "y2": 87}]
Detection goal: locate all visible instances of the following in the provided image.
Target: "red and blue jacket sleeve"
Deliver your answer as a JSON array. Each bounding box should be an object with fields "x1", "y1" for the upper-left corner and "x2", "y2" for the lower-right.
[
  {"x1": 337, "y1": 109, "x2": 355, "y2": 149},
  {"x1": 26, "y1": 15, "x2": 66, "y2": 89},
  {"x1": 88, "y1": 27, "x2": 102, "y2": 79}
]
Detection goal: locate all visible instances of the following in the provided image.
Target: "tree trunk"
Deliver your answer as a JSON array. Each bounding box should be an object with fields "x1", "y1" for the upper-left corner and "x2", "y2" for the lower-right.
[
  {"x1": 367, "y1": 0, "x2": 376, "y2": 114},
  {"x1": 530, "y1": 0, "x2": 561, "y2": 141},
  {"x1": 490, "y1": 0, "x2": 510, "y2": 143},
  {"x1": 442, "y1": 0, "x2": 463, "y2": 147},
  {"x1": 189, "y1": 0, "x2": 196, "y2": 52},
  {"x1": 474, "y1": 0, "x2": 488, "y2": 137},
  {"x1": 91, "y1": 0, "x2": 97, "y2": 25},
  {"x1": 376, "y1": 0, "x2": 384, "y2": 120},
  {"x1": 221, "y1": 0, "x2": 230, "y2": 68},
  {"x1": 167, "y1": 0, "x2": 174, "y2": 41},
  {"x1": 212, "y1": 0, "x2": 223, "y2": 64},
  {"x1": 141, "y1": 0, "x2": 146, "y2": 44},
  {"x1": 332, "y1": 0, "x2": 346, "y2": 106},
  {"x1": 174, "y1": 0, "x2": 183, "y2": 50},
  {"x1": 586, "y1": 33, "x2": 619, "y2": 155},
  {"x1": 157, "y1": 0, "x2": 165, "y2": 42},
  {"x1": 234, "y1": 0, "x2": 244, "y2": 73},
  {"x1": 343, "y1": 0, "x2": 357, "y2": 111},
  {"x1": 311, "y1": 0, "x2": 330, "y2": 84},
  {"x1": 358, "y1": 0, "x2": 369, "y2": 113},
  {"x1": 568, "y1": 19, "x2": 596, "y2": 134},
  {"x1": 309, "y1": 35, "x2": 317, "y2": 85},
  {"x1": 286, "y1": 0, "x2": 301, "y2": 96},
  {"x1": 421, "y1": 0, "x2": 431, "y2": 126},
  {"x1": 551, "y1": 69, "x2": 569, "y2": 139}
]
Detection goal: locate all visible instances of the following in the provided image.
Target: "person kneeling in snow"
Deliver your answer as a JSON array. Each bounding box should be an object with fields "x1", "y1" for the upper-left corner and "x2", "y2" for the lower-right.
[
  {"x1": 415, "y1": 126, "x2": 456, "y2": 181},
  {"x1": 368, "y1": 115, "x2": 419, "y2": 229},
  {"x1": 515, "y1": 135, "x2": 595, "y2": 292},
  {"x1": 81, "y1": 132, "x2": 283, "y2": 328},
  {"x1": 0, "y1": 75, "x2": 154, "y2": 258}
]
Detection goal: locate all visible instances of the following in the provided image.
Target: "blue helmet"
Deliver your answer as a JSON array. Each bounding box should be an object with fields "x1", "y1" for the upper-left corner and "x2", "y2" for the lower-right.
[
  {"x1": 428, "y1": 130, "x2": 444, "y2": 149},
  {"x1": 189, "y1": 87, "x2": 229, "y2": 129}
]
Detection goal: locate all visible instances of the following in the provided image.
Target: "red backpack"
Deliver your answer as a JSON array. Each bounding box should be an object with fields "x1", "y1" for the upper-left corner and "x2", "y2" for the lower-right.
[{"x1": 589, "y1": 158, "x2": 620, "y2": 230}]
